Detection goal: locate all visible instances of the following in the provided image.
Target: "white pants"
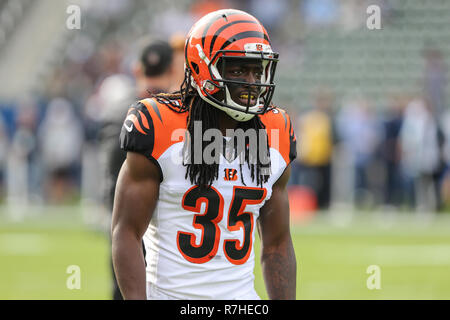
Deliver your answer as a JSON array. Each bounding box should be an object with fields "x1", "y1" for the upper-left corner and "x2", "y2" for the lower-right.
[{"x1": 146, "y1": 282, "x2": 261, "y2": 300}]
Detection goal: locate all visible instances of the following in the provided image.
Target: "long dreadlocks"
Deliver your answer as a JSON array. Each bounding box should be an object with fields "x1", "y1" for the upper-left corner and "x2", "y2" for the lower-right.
[{"x1": 153, "y1": 69, "x2": 272, "y2": 189}]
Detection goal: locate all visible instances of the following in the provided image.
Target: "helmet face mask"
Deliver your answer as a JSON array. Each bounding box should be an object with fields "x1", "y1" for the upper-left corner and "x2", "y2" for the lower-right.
[
  {"x1": 210, "y1": 50, "x2": 278, "y2": 114},
  {"x1": 185, "y1": 9, "x2": 279, "y2": 121}
]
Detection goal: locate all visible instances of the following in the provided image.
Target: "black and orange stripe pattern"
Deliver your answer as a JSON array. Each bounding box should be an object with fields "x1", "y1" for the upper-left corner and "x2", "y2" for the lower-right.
[
  {"x1": 120, "y1": 98, "x2": 188, "y2": 181},
  {"x1": 260, "y1": 107, "x2": 297, "y2": 166}
]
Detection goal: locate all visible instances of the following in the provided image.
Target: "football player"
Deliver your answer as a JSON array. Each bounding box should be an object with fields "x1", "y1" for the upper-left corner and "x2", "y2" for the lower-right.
[{"x1": 112, "y1": 9, "x2": 297, "y2": 300}]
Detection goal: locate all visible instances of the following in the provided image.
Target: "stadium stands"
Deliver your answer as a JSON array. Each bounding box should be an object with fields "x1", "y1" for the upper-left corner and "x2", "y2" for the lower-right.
[
  {"x1": 275, "y1": 0, "x2": 450, "y2": 109},
  {"x1": 0, "y1": 0, "x2": 33, "y2": 51}
]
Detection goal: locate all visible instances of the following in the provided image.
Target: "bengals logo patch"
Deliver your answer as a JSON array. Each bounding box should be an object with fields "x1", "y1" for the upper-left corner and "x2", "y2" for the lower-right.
[{"x1": 224, "y1": 168, "x2": 238, "y2": 181}]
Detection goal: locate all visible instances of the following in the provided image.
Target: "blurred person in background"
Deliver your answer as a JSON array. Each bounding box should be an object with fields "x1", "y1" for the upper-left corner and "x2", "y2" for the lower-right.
[
  {"x1": 420, "y1": 47, "x2": 448, "y2": 210},
  {"x1": 99, "y1": 37, "x2": 185, "y2": 300},
  {"x1": 151, "y1": 3, "x2": 195, "y2": 39},
  {"x1": 7, "y1": 100, "x2": 41, "y2": 207},
  {"x1": 0, "y1": 115, "x2": 8, "y2": 202},
  {"x1": 100, "y1": 37, "x2": 185, "y2": 216},
  {"x1": 168, "y1": 35, "x2": 187, "y2": 92},
  {"x1": 399, "y1": 97, "x2": 445, "y2": 212},
  {"x1": 422, "y1": 47, "x2": 447, "y2": 118},
  {"x1": 380, "y1": 94, "x2": 406, "y2": 208},
  {"x1": 248, "y1": 0, "x2": 289, "y2": 37},
  {"x1": 101, "y1": 37, "x2": 186, "y2": 215},
  {"x1": 79, "y1": 39, "x2": 130, "y2": 209},
  {"x1": 294, "y1": 88, "x2": 335, "y2": 210},
  {"x1": 301, "y1": 0, "x2": 339, "y2": 29},
  {"x1": 38, "y1": 98, "x2": 83, "y2": 204},
  {"x1": 440, "y1": 109, "x2": 450, "y2": 210},
  {"x1": 337, "y1": 95, "x2": 382, "y2": 208},
  {"x1": 442, "y1": 170, "x2": 450, "y2": 210},
  {"x1": 134, "y1": 36, "x2": 186, "y2": 97}
]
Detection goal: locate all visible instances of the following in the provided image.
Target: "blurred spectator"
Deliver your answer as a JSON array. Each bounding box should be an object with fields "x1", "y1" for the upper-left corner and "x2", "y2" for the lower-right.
[
  {"x1": 97, "y1": 74, "x2": 135, "y2": 214},
  {"x1": 441, "y1": 107, "x2": 450, "y2": 209},
  {"x1": 442, "y1": 109, "x2": 450, "y2": 167},
  {"x1": 7, "y1": 99, "x2": 41, "y2": 205},
  {"x1": 82, "y1": 0, "x2": 135, "y2": 24},
  {"x1": 301, "y1": 0, "x2": 339, "y2": 28},
  {"x1": 94, "y1": 77, "x2": 134, "y2": 304},
  {"x1": 399, "y1": 98, "x2": 444, "y2": 211},
  {"x1": 442, "y1": 170, "x2": 450, "y2": 210},
  {"x1": 190, "y1": 0, "x2": 230, "y2": 20},
  {"x1": 98, "y1": 37, "x2": 183, "y2": 300},
  {"x1": 441, "y1": 110, "x2": 450, "y2": 208},
  {"x1": 380, "y1": 94, "x2": 405, "y2": 207},
  {"x1": 152, "y1": 3, "x2": 195, "y2": 39},
  {"x1": 0, "y1": 115, "x2": 8, "y2": 201},
  {"x1": 422, "y1": 47, "x2": 447, "y2": 118},
  {"x1": 337, "y1": 95, "x2": 382, "y2": 208},
  {"x1": 133, "y1": 36, "x2": 185, "y2": 97},
  {"x1": 38, "y1": 98, "x2": 84, "y2": 204},
  {"x1": 79, "y1": 38, "x2": 129, "y2": 207},
  {"x1": 169, "y1": 34, "x2": 188, "y2": 92},
  {"x1": 293, "y1": 88, "x2": 335, "y2": 209},
  {"x1": 249, "y1": 0, "x2": 289, "y2": 36}
]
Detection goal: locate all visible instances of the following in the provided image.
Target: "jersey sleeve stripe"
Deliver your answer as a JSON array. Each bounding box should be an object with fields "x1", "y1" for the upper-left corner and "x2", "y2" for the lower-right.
[
  {"x1": 260, "y1": 108, "x2": 297, "y2": 165},
  {"x1": 138, "y1": 110, "x2": 150, "y2": 130},
  {"x1": 280, "y1": 109, "x2": 288, "y2": 129},
  {"x1": 141, "y1": 98, "x2": 163, "y2": 123},
  {"x1": 126, "y1": 113, "x2": 147, "y2": 135}
]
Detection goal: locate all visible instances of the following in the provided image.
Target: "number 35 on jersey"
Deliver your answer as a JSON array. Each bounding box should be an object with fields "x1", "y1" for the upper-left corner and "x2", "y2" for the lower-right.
[{"x1": 177, "y1": 185, "x2": 267, "y2": 265}]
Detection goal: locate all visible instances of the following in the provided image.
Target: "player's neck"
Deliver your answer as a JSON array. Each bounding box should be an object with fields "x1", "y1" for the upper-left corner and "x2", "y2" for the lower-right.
[{"x1": 218, "y1": 112, "x2": 239, "y2": 136}]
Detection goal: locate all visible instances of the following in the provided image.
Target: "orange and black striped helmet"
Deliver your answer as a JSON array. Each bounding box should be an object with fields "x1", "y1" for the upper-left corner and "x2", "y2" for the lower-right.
[{"x1": 185, "y1": 9, "x2": 279, "y2": 121}]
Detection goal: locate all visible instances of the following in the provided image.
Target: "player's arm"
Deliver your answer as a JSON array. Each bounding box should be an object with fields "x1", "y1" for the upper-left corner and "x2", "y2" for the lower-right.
[
  {"x1": 258, "y1": 165, "x2": 296, "y2": 300},
  {"x1": 111, "y1": 152, "x2": 160, "y2": 300}
]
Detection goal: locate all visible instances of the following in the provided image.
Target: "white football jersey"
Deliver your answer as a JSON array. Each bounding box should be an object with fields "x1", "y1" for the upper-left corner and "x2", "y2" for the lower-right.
[{"x1": 120, "y1": 98, "x2": 296, "y2": 299}]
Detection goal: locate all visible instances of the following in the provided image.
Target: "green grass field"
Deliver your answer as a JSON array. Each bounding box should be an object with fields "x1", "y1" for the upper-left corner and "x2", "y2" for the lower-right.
[{"x1": 1, "y1": 206, "x2": 450, "y2": 299}]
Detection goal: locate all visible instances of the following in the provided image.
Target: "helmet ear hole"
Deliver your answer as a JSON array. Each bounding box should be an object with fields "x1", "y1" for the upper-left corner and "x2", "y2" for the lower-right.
[{"x1": 191, "y1": 62, "x2": 200, "y2": 74}]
